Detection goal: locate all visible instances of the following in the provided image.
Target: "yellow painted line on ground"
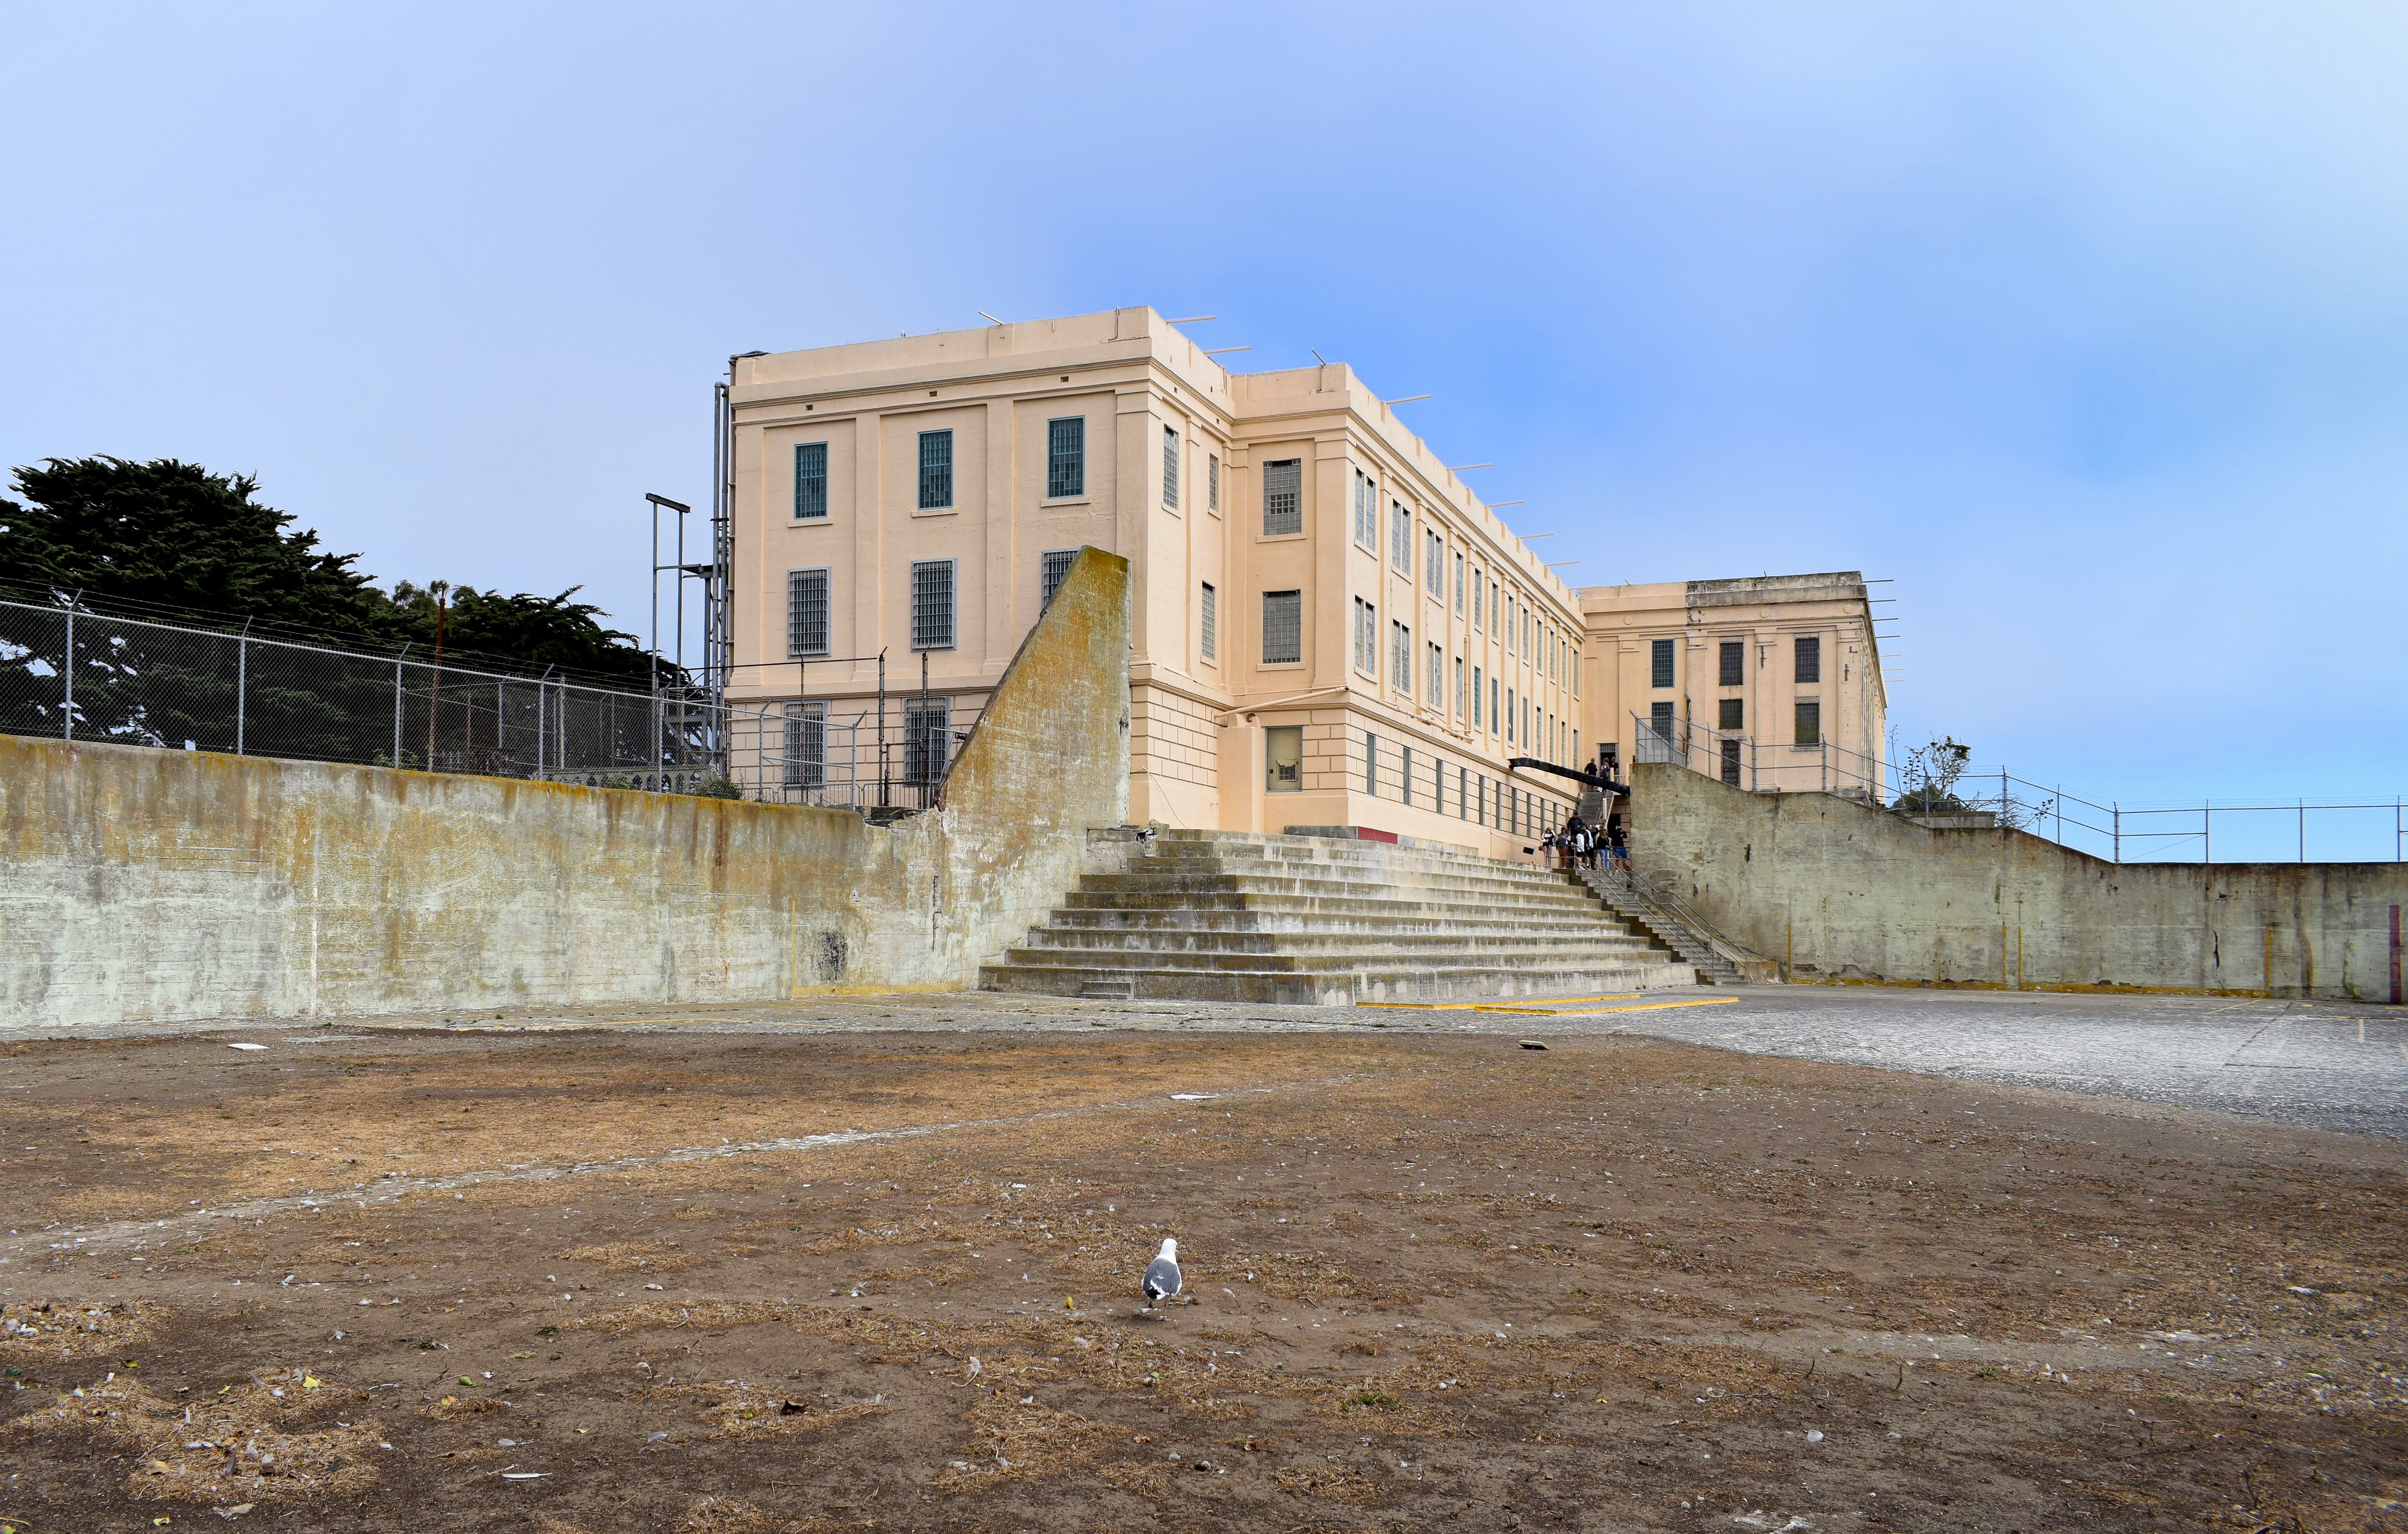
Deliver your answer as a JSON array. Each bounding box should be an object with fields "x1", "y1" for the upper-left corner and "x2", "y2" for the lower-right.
[
  {"x1": 1473, "y1": 996, "x2": 1745, "y2": 1016},
  {"x1": 1359, "y1": 994, "x2": 1643, "y2": 1012}
]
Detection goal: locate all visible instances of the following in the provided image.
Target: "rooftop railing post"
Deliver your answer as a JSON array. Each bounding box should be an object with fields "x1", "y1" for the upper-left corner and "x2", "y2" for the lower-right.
[
  {"x1": 61, "y1": 604, "x2": 73, "y2": 741},
  {"x1": 2300, "y1": 801, "x2": 2307, "y2": 863},
  {"x1": 2113, "y1": 803, "x2": 2121, "y2": 864},
  {"x1": 2204, "y1": 804, "x2": 2211, "y2": 865},
  {"x1": 235, "y1": 619, "x2": 251, "y2": 756}
]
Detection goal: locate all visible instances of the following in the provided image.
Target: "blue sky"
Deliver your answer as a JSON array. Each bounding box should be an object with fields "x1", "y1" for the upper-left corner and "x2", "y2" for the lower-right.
[{"x1": 5, "y1": 3, "x2": 2402, "y2": 839}]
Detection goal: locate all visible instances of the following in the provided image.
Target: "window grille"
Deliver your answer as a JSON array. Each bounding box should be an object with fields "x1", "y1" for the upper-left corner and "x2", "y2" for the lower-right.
[
  {"x1": 1040, "y1": 549, "x2": 1076, "y2": 609},
  {"x1": 910, "y1": 559, "x2": 955, "y2": 650},
  {"x1": 917, "y1": 429, "x2": 953, "y2": 510},
  {"x1": 903, "y1": 696, "x2": 951, "y2": 785},
  {"x1": 1455, "y1": 656, "x2": 1465, "y2": 718},
  {"x1": 1162, "y1": 424, "x2": 1179, "y2": 508},
  {"x1": 793, "y1": 442, "x2": 828, "y2": 520},
  {"x1": 1403, "y1": 745, "x2": 1413, "y2": 807},
  {"x1": 1263, "y1": 459, "x2": 1303, "y2": 536},
  {"x1": 1427, "y1": 528, "x2": 1443, "y2": 585},
  {"x1": 1721, "y1": 737, "x2": 1741, "y2": 786},
  {"x1": 1207, "y1": 453, "x2": 1220, "y2": 511},
  {"x1": 1391, "y1": 502, "x2": 1410, "y2": 573},
  {"x1": 1428, "y1": 641, "x2": 1443, "y2": 705},
  {"x1": 1650, "y1": 637, "x2": 1675, "y2": 688},
  {"x1": 783, "y1": 700, "x2": 827, "y2": 788},
  {"x1": 1794, "y1": 700, "x2": 1821, "y2": 746},
  {"x1": 1364, "y1": 732, "x2": 1377, "y2": 795},
  {"x1": 786, "y1": 568, "x2": 830, "y2": 658},
  {"x1": 1650, "y1": 700, "x2": 1676, "y2": 739},
  {"x1": 1391, "y1": 620, "x2": 1411, "y2": 695},
  {"x1": 1795, "y1": 635, "x2": 1821, "y2": 685},
  {"x1": 1454, "y1": 553, "x2": 1465, "y2": 614},
  {"x1": 1263, "y1": 590, "x2": 1302, "y2": 665},
  {"x1": 1506, "y1": 686, "x2": 1515, "y2": 743},
  {"x1": 1719, "y1": 639, "x2": 1744, "y2": 687},
  {"x1": 1718, "y1": 697, "x2": 1743, "y2": 731},
  {"x1": 1488, "y1": 674, "x2": 1498, "y2": 732},
  {"x1": 1457, "y1": 764, "x2": 1467, "y2": 820},
  {"x1": 1472, "y1": 569, "x2": 1483, "y2": 629},
  {"x1": 1046, "y1": 417, "x2": 1084, "y2": 499},
  {"x1": 1199, "y1": 582, "x2": 1216, "y2": 662}
]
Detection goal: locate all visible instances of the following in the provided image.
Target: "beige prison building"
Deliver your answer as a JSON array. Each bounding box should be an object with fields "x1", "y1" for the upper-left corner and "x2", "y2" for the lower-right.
[{"x1": 724, "y1": 308, "x2": 1884, "y2": 855}]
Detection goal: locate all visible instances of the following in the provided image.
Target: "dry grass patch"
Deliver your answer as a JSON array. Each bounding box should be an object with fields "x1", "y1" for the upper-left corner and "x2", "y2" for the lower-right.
[
  {"x1": 4, "y1": 1369, "x2": 382, "y2": 1504},
  {"x1": 933, "y1": 1395, "x2": 1117, "y2": 1492},
  {"x1": 560, "y1": 1239, "x2": 705, "y2": 1273},
  {"x1": 0, "y1": 1299, "x2": 164, "y2": 1364},
  {"x1": 690, "y1": 1380, "x2": 889, "y2": 1442}
]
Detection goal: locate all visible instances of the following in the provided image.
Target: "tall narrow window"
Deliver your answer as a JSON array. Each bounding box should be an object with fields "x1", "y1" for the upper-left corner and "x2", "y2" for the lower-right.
[
  {"x1": 1199, "y1": 582, "x2": 1217, "y2": 662},
  {"x1": 1719, "y1": 639, "x2": 1744, "y2": 687},
  {"x1": 1391, "y1": 501, "x2": 1411, "y2": 573},
  {"x1": 1718, "y1": 697, "x2": 1743, "y2": 732},
  {"x1": 1794, "y1": 700, "x2": 1822, "y2": 746},
  {"x1": 782, "y1": 701, "x2": 827, "y2": 789},
  {"x1": 1263, "y1": 458, "x2": 1303, "y2": 536},
  {"x1": 1472, "y1": 568, "x2": 1483, "y2": 628},
  {"x1": 1794, "y1": 635, "x2": 1821, "y2": 684},
  {"x1": 1472, "y1": 665, "x2": 1484, "y2": 729},
  {"x1": 1263, "y1": 590, "x2": 1302, "y2": 665},
  {"x1": 1455, "y1": 655, "x2": 1465, "y2": 719},
  {"x1": 1506, "y1": 686, "x2": 1516, "y2": 743},
  {"x1": 1650, "y1": 700, "x2": 1676, "y2": 739},
  {"x1": 1650, "y1": 637, "x2": 1675, "y2": 689},
  {"x1": 903, "y1": 696, "x2": 950, "y2": 784},
  {"x1": 793, "y1": 442, "x2": 828, "y2": 520},
  {"x1": 1428, "y1": 641, "x2": 1443, "y2": 705},
  {"x1": 1162, "y1": 424, "x2": 1179, "y2": 508},
  {"x1": 1040, "y1": 548, "x2": 1076, "y2": 609},
  {"x1": 1045, "y1": 417, "x2": 1084, "y2": 499},
  {"x1": 1427, "y1": 528, "x2": 1444, "y2": 585},
  {"x1": 1207, "y1": 453, "x2": 1220, "y2": 511},
  {"x1": 1457, "y1": 764, "x2": 1467, "y2": 820},
  {"x1": 1354, "y1": 469, "x2": 1374, "y2": 547},
  {"x1": 1353, "y1": 597, "x2": 1376, "y2": 673},
  {"x1": 910, "y1": 560, "x2": 955, "y2": 650},
  {"x1": 1402, "y1": 745, "x2": 1413, "y2": 807},
  {"x1": 917, "y1": 429, "x2": 953, "y2": 510},
  {"x1": 1488, "y1": 675, "x2": 1498, "y2": 733},
  {"x1": 786, "y1": 568, "x2": 830, "y2": 658},
  {"x1": 1454, "y1": 552, "x2": 1465, "y2": 614},
  {"x1": 1364, "y1": 733, "x2": 1377, "y2": 796},
  {"x1": 1391, "y1": 620, "x2": 1411, "y2": 694}
]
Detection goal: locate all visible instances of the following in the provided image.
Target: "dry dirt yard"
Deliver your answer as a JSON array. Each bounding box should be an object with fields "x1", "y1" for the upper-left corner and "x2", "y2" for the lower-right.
[{"x1": 2, "y1": 1016, "x2": 2401, "y2": 1534}]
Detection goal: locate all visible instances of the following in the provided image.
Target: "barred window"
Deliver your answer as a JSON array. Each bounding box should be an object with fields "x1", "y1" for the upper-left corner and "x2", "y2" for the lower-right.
[
  {"x1": 793, "y1": 442, "x2": 828, "y2": 520},
  {"x1": 1489, "y1": 674, "x2": 1498, "y2": 733},
  {"x1": 782, "y1": 700, "x2": 827, "y2": 788},
  {"x1": 1199, "y1": 582, "x2": 1216, "y2": 662},
  {"x1": 1391, "y1": 620, "x2": 1411, "y2": 694},
  {"x1": 1391, "y1": 501, "x2": 1411, "y2": 573},
  {"x1": 910, "y1": 559, "x2": 955, "y2": 650},
  {"x1": 917, "y1": 429, "x2": 953, "y2": 510},
  {"x1": 1402, "y1": 744, "x2": 1413, "y2": 807},
  {"x1": 786, "y1": 568, "x2": 830, "y2": 658},
  {"x1": 1472, "y1": 665, "x2": 1483, "y2": 729},
  {"x1": 1353, "y1": 469, "x2": 1374, "y2": 547},
  {"x1": 1263, "y1": 458, "x2": 1303, "y2": 536},
  {"x1": 1650, "y1": 637, "x2": 1675, "y2": 688},
  {"x1": 1506, "y1": 686, "x2": 1515, "y2": 743},
  {"x1": 903, "y1": 696, "x2": 951, "y2": 785},
  {"x1": 1364, "y1": 732, "x2": 1377, "y2": 795},
  {"x1": 1719, "y1": 697, "x2": 1743, "y2": 731},
  {"x1": 1455, "y1": 655, "x2": 1465, "y2": 719},
  {"x1": 1427, "y1": 528, "x2": 1444, "y2": 586},
  {"x1": 1795, "y1": 635, "x2": 1821, "y2": 685},
  {"x1": 1040, "y1": 548, "x2": 1076, "y2": 609},
  {"x1": 1453, "y1": 551, "x2": 1465, "y2": 614},
  {"x1": 1207, "y1": 453, "x2": 1220, "y2": 511},
  {"x1": 1472, "y1": 568, "x2": 1483, "y2": 628},
  {"x1": 1353, "y1": 597, "x2": 1375, "y2": 674},
  {"x1": 1162, "y1": 424, "x2": 1179, "y2": 508},
  {"x1": 1046, "y1": 417, "x2": 1084, "y2": 499},
  {"x1": 1263, "y1": 590, "x2": 1302, "y2": 665},
  {"x1": 1795, "y1": 700, "x2": 1821, "y2": 746},
  {"x1": 1651, "y1": 700, "x2": 1676, "y2": 738},
  {"x1": 1428, "y1": 641, "x2": 1442, "y2": 705},
  {"x1": 1720, "y1": 639, "x2": 1744, "y2": 687}
]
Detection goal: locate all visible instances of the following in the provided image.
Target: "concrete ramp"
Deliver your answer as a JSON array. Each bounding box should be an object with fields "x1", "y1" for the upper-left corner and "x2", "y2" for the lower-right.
[{"x1": 978, "y1": 828, "x2": 1698, "y2": 1006}]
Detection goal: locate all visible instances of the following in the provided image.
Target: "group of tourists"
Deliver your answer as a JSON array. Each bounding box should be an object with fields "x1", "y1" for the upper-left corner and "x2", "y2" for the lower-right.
[{"x1": 1550, "y1": 813, "x2": 1625, "y2": 873}]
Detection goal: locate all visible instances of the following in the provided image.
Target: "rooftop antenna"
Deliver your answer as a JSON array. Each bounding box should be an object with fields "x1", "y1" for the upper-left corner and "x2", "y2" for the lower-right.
[{"x1": 977, "y1": 310, "x2": 1005, "y2": 325}]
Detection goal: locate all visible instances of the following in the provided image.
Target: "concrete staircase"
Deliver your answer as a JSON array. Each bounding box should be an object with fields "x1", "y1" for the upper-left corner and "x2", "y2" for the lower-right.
[
  {"x1": 1577, "y1": 867, "x2": 1775, "y2": 987},
  {"x1": 978, "y1": 828, "x2": 1700, "y2": 1006}
]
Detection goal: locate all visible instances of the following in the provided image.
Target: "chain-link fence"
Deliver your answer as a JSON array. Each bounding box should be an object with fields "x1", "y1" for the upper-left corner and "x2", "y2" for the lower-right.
[{"x1": 0, "y1": 596, "x2": 956, "y2": 809}]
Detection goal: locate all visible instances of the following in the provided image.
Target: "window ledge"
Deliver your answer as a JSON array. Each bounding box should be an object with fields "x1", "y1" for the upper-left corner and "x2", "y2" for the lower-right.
[
  {"x1": 790, "y1": 516, "x2": 834, "y2": 527},
  {"x1": 1258, "y1": 531, "x2": 1309, "y2": 543},
  {"x1": 1040, "y1": 495, "x2": 1091, "y2": 508},
  {"x1": 912, "y1": 507, "x2": 959, "y2": 518}
]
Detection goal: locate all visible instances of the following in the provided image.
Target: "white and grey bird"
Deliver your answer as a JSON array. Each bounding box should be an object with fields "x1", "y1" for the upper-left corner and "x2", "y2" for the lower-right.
[{"x1": 1141, "y1": 1238, "x2": 1182, "y2": 1308}]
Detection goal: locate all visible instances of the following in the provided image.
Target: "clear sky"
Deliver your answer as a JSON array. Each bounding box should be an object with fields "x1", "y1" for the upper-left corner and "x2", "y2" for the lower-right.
[{"x1": 5, "y1": 3, "x2": 2402, "y2": 839}]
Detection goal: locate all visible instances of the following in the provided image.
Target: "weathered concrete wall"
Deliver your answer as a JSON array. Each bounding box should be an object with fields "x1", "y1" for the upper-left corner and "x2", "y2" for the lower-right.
[
  {"x1": 0, "y1": 550, "x2": 1130, "y2": 1028},
  {"x1": 1630, "y1": 763, "x2": 2407, "y2": 1002}
]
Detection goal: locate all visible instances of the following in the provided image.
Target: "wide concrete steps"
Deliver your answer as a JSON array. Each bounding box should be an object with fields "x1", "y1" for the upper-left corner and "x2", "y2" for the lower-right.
[{"x1": 978, "y1": 828, "x2": 1701, "y2": 1006}]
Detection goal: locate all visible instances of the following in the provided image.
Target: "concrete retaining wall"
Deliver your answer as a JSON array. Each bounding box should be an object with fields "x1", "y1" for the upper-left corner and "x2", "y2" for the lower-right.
[
  {"x1": 1629, "y1": 763, "x2": 2407, "y2": 1002},
  {"x1": 0, "y1": 550, "x2": 1130, "y2": 1029}
]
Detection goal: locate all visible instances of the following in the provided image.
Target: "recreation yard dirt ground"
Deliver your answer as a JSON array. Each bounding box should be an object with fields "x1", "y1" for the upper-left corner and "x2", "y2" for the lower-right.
[{"x1": 2, "y1": 997, "x2": 2402, "y2": 1533}]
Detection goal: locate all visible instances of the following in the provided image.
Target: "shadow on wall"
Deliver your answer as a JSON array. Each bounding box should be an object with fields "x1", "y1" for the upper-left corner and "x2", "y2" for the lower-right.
[
  {"x1": 0, "y1": 548, "x2": 1131, "y2": 1027},
  {"x1": 1628, "y1": 763, "x2": 2408, "y2": 1003}
]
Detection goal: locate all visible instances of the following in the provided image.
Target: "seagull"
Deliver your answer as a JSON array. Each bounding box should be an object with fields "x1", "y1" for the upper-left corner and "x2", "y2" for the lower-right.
[{"x1": 1142, "y1": 1238, "x2": 1182, "y2": 1309}]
